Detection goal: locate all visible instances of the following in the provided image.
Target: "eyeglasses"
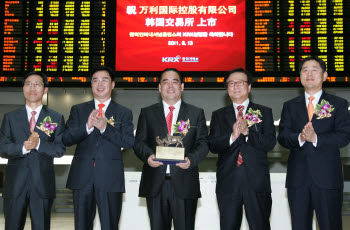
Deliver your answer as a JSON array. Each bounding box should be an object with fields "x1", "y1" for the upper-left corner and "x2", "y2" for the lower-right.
[
  {"x1": 24, "y1": 81, "x2": 44, "y2": 89},
  {"x1": 227, "y1": 80, "x2": 248, "y2": 87},
  {"x1": 91, "y1": 78, "x2": 111, "y2": 84}
]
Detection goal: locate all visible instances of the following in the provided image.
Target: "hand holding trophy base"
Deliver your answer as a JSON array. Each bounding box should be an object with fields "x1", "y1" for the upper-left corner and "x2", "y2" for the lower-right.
[{"x1": 155, "y1": 134, "x2": 185, "y2": 164}]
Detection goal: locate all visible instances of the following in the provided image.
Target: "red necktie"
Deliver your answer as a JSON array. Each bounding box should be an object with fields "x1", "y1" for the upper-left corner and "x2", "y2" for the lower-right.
[
  {"x1": 236, "y1": 105, "x2": 244, "y2": 167},
  {"x1": 166, "y1": 106, "x2": 175, "y2": 135},
  {"x1": 29, "y1": 111, "x2": 37, "y2": 131},
  {"x1": 98, "y1": 103, "x2": 105, "y2": 117},
  {"x1": 237, "y1": 105, "x2": 244, "y2": 118}
]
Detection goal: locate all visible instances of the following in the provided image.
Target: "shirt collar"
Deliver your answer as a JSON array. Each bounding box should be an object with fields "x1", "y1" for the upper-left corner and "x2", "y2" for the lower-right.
[
  {"x1": 26, "y1": 104, "x2": 43, "y2": 115},
  {"x1": 94, "y1": 98, "x2": 111, "y2": 110},
  {"x1": 162, "y1": 99, "x2": 181, "y2": 112},
  {"x1": 232, "y1": 98, "x2": 250, "y2": 111},
  {"x1": 305, "y1": 90, "x2": 323, "y2": 104}
]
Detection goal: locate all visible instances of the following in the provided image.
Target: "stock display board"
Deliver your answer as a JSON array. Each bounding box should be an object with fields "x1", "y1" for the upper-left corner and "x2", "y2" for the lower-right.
[
  {"x1": 0, "y1": 0, "x2": 349, "y2": 87},
  {"x1": 246, "y1": 0, "x2": 349, "y2": 84},
  {"x1": 0, "y1": 0, "x2": 114, "y2": 84}
]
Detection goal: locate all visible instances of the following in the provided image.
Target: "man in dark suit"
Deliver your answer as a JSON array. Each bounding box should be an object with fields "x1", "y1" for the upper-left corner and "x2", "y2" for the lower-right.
[
  {"x1": 208, "y1": 68, "x2": 276, "y2": 230},
  {"x1": 62, "y1": 66, "x2": 134, "y2": 230},
  {"x1": 133, "y1": 68, "x2": 209, "y2": 230},
  {"x1": 278, "y1": 56, "x2": 350, "y2": 230},
  {"x1": 0, "y1": 71, "x2": 65, "y2": 230}
]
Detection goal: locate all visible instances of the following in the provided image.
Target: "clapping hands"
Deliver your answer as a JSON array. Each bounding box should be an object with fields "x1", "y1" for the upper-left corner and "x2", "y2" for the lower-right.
[
  {"x1": 87, "y1": 109, "x2": 107, "y2": 131},
  {"x1": 300, "y1": 122, "x2": 317, "y2": 143},
  {"x1": 231, "y1": 117, "x2": 249, "y2": 141},
  {"x1": 24, "y1": 130, "x2": 39, "y2": 151}
]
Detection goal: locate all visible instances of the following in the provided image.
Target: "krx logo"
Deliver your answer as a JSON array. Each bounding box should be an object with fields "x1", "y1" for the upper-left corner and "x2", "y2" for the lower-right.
[{"x1": 162, "y1": 55, "x2": 181, "y2": 63}]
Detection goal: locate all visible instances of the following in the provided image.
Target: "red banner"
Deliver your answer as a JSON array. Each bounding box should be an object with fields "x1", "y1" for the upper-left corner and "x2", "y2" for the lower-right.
[{"x1": 116, "y1": 0, "x2": 246, "y2": 71}]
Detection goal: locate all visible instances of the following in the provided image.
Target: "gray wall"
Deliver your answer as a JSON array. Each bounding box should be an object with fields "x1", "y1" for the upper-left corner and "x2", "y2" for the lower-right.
[{"x1": 0, "y1": 87, "x2": 349, "y2": 190}]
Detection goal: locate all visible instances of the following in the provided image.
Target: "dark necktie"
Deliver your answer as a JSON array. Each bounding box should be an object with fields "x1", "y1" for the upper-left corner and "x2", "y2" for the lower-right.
[
  {"x1": 166, "y1": 106, "x2": 175, "y2": 135},
  {"x1": 237, "y1": 105, "x2": 244, "y2": 167},
  {"x1": 29, "y1": 111, "x2": 37, "y2": 131}
]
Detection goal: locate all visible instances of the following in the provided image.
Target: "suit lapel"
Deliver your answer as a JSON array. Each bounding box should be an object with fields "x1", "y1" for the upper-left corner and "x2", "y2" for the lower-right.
[
  {"x1": 35, "y1": 106, "x2": 50, "y2": 138},
  {"x1": 318, "y1": 91, "x2": 326, "y2": 102},
  {"x1": 296, "y1": 95, "x2": 310, "y2": 124},
  {"x1": 312, "y1": 92, "x2": 329, "y2": 132},
  {"x1": 225, "y1": 105, "x2": 236, "y2": 130},
  {"x1": 86, "y1": 100, "x2": 95, "y2": 120},
  {"x1": 156, "y1": 103, "x2": 168, "y2": 136},
  {"x1": 177, "y1": 102, "x2": 189, "y2": 124},
  {"x1": 246, "y1": 101, "x2": 254, "y2": 113},
  {"x1": 36, "y1": 106, "x2": 49, "y2": 127},
  {"x1": 89, "y1": 100, "x2": 96, "y2": 111},
  {"x1": 19, "y1": 107, "x2": 31, "y2": 137},
  {"x1": 169, "y1": 102, "x2": 188, "y2": 174},
  {"x1": 310, "y1": 91, "x2": 325, "y2": 122},
  {"x1": 316, "y1": 91, "x2": 327, "y2": 112},
  {"x1": 105, "y1": 100, "x2": 116, "y2": 119}
]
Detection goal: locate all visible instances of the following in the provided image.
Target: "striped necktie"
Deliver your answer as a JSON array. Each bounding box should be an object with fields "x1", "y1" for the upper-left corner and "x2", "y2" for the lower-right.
[
  {"x1": 237, "y1": 105, "x2": 244, "y2": 167},
  {"x1": 166, "y1": 106, "x2": 175, "y2": 134}
]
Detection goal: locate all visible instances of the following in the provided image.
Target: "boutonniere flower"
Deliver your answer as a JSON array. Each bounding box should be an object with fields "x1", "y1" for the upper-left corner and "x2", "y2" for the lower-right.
[
  {"x1": 314, "y1": 99, "x2": 334, "y2": 119},
  {"x1": 106, "y1": 116, "x2": 115, "y2": 127},
  {"x1": 36, "y1": 116, "x2": 57, "y2": 137},
  {"x1": 245, "y1": 108, "x2": 263, "y2": 127},
  {"x1": 173, "y1": 119, "x2": 190, "y2": 136}
]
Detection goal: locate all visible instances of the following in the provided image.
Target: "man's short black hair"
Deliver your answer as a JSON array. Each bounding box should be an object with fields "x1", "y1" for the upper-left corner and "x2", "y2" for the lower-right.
[
  {"x1": 90, "y1": 66, "x2": 116, "y2": 81},
  {"x1": 23, "y1": 71, "x2": 49, "y2": 87},
  {"x1": 159, "y1": 68, "x2": 183, "y2": 84},
  {"x1": 224, "y1": 68, "x2": 253, "y2": 88},
  {"x1": 299, "y1": 56, "x2": 327, "y2": 73}
]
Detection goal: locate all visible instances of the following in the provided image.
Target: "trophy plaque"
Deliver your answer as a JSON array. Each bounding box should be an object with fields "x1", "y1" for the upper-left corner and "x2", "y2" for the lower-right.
[
  {"x1": 155, "y1": 134, "x2": 186, "y2": 164},
  {"x1": 154, "y1": 119, "x2": 190, "y2": 164}
]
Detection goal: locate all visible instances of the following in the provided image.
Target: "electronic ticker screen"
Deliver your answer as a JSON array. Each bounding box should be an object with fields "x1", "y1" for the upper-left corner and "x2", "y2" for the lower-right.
[
  {"x1": 245, "y1": 0, "x2": 349, "y2": 84},
  {"x1": 0, "y1": 0, "x2": 349, "y2": 87},
  {"x1": 116, "y1": 0, "x2": 246, "y2": 72},
  {"x1": 0, "y1": 0, "x2": 113, "y2": 84}
]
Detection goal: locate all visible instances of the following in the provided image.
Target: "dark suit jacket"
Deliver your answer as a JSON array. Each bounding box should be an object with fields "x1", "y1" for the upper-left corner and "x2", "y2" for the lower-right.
[
  {"x1": 209, "y1": 102, "x2": 276, "y2": 194},
  {"x1": 133, "y1": 102, "x2": 209, "y2": 199},
  {"x1": 278, "y1": 92, "x2": 350, "y2": 190},
  {"x1": 63, "y1": 100, "x2": 134, "y2": 192},
  {"x1": 0, "y1": 106, "x2": 65, "y2": 199}
]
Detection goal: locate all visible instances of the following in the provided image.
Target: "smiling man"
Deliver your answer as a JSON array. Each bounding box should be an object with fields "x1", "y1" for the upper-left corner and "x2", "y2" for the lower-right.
[
  {"x1": 208, "y1": 68, "x2": 276, "y2": 230},
  {"x1": 62, "y1": 66, "x2": 134, "y2": 230},
  {"x1": 0, "y1": 71, "x2": 65, "y2": 230},
  {"x1": 278, "y1": 57, "x2": 350, "y2": 230},
  {"x1": 133, "y1": 68, "x2": 209, "y2": 230}
]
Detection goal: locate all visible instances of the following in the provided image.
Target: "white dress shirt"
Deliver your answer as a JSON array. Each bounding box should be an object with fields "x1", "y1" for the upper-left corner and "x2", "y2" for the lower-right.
[
  {"x1": 162, "y1": 99, "x2": 181, "y2": 135},
  {"x1": 86, "y1": 98, "x2": 112, "y2": 134},
  {"x1": 229, "y1": 98, "x2": 250, "y2": 145},
  {"x1": 298, "y1": 90, "x2": 322, "y2": 147},
  {"x1": 23, "y1": 104, "x2": 42, "y2": 154},
  {"x1": 162, "y1": 99, "x2": 182, "y2": 174}
]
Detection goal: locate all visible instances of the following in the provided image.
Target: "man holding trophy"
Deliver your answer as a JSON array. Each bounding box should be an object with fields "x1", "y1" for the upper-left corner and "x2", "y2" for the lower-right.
[{"x1": 134, "y1": 68, "x2": 209, "y2": 230}]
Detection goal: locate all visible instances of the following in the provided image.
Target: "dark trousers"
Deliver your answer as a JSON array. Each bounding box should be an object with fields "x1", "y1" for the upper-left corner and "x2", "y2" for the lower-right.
[
  {"x1": 4, "y1": 190, "x2": 53, "y2": 230},
  {"x1": 217, "y1": 165, "x2": 272, "y2": 230},
  {"x1": 288, "y1": 174, "x2": 343, "y2": 230},
  {"x1": 73, "y1": 183, "x2": 123, "y2": 230},
  {"x1": 146, "y1": 179, "x2": 198, "y2": 230}
]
